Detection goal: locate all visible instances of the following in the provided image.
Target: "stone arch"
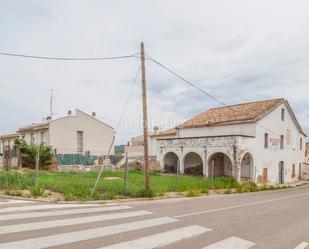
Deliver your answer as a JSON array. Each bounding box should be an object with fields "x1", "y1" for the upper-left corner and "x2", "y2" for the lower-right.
[
  {"x1": 208, "y1": 152, "x2": 233, "y2": 177},
  {"x1": 240, "y1": 152, "x2": 254, "y2": 180},
  {"x1": 183, "y1": 152, "x2": 203, "y2": 175},
  {"x1": 163, "y1": 152, "x2": 179, "y2": 173}
]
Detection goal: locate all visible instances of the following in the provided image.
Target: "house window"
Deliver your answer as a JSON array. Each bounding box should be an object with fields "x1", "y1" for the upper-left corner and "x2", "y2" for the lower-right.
[
  {"x1": 281, "y1": 108, "x2": 285, "y2": 121},
  {"x1": 77, "y1": 131, "x2": 83, "y2": 154},
  {"x1": 300, "y1": 138, "x2": 303, "y2": 150},
  {"x1": 280, "y1": 135, "x2": 284, "y2": 150},
  {"x1": 264, "y1": 133, "x2": 269, "y2": 149}
]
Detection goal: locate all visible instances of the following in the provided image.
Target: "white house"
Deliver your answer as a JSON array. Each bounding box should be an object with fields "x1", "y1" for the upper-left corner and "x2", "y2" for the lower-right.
[
  {"x1": 151, "y1": 98, "x2": 306, "y2": 184},
  {"x1": 125, "y1": 127, "x2": 159, "y2": 158},
  {"x1": 1, "y1": 109, "x2": 115, "y2": 167}
]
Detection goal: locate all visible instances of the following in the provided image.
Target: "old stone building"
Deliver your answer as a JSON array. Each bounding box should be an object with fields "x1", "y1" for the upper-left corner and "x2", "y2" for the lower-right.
[{"x1": 151, "y1": 98, "x2": 306, "y2": 184}]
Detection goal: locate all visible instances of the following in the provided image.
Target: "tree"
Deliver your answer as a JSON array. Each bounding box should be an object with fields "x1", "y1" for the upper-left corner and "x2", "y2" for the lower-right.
[
  {"x1": 14, "y1": 138, "x2": 27, "y2": 170},
  {"x1": 14, "y1": 139, "x2": 53, "y2": 169}
]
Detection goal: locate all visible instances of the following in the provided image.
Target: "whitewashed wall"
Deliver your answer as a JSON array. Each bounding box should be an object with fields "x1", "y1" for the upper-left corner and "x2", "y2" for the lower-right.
[
  {"x1": 252, "y1": 103, "x2": 306, "y2": 184},
  {"x1": 21, "y1": 129, "x2": 49, "y2": 145},
  {"x1": 154, "y1": 102, "x2": 306, "y2": 184},
  {"x1": 49, "y1": 110, "x2": 114, "y2": 155},
  {"x1": 179, "y1": 123, "x2": 256, "y2": 138}
]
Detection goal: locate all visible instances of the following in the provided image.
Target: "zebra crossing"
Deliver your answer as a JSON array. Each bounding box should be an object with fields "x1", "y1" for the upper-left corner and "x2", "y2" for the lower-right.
[
  {"x1": 0, "y1": 198, "x2": 257, "y2": 249},
  {"x1": 295, "y1": 242, "x2": 309, "y2": 249}
]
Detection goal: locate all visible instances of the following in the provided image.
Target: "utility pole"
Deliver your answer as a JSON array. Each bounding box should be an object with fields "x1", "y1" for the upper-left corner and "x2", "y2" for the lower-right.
[{"x1": 140, "y1": 42, "x2": 150, "y2": 190}]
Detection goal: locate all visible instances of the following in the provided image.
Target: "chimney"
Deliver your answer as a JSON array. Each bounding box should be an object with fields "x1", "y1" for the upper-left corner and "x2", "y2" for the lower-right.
[
  {"x1": 153, "y1": 126, "x2": 159, "y2": 134},
  {"x1": 92, "y1": 112, "x2": 96, "y2": 117},
  {"x1": 68, "y1": 110, "x2": 72, "y2": 116}
]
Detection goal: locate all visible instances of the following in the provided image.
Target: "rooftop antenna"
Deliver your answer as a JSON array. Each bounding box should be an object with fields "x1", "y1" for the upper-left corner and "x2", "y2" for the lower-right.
[{"x1": 50, "y1": 89, "x2": 54, "y2": 119}]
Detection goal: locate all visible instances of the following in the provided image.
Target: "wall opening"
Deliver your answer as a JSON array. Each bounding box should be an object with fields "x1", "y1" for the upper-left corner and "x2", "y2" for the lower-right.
[
  {"x1": 163, "y1": 152, "x2": 178, "y2": 173},
  {"x1": 183, "y1": 152, "x2": 203, "y2": 175},
  {"x1": 241, "y1": 152, "x2": 254, "y2": 180},
  {"x1": 208, "y1": 152, "x2": 233, "y2": 177}
]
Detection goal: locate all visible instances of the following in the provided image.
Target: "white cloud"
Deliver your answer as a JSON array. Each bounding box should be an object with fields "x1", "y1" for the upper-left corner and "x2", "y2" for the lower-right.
[{"x1": 0, "y1": 0, "x2": 309, "y2": 143}]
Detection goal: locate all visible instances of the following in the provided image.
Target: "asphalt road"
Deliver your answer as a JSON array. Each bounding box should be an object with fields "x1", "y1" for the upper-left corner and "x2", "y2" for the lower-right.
[{"x1": 0, "y1": 184, "x2": 309, "y2": 249}]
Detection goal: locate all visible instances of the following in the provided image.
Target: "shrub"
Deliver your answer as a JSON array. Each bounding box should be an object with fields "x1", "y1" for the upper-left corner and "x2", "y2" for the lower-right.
[
  {"x1": 64, "y1": 191, "x2": 74, "y2": 201},
  {"x1": 224, "y1": 188, "x2": 232, "y2": 194},
  {"x1": 30, "y1": 186, "x2": 44, "y2": 197},
  {"x1": 91, "y1": 191, "x2": 102, "y2": 200},
  {"x1": 136, "y1": 188, "x2": 155, "y2": 198},
  {"x1": 7, "y1": 189, "x2": 23, "y2": 197},
  {"x1": 157, "y1": 188, "x2": 165, "y2": 197},
  {"x1": 248, "y1": 183, "x2": 258, "y2": 192},
  {"x1": 200, "y1": 188, "x2": 209, "y2": 195},
  {"x1": 104, "y1": 191, "x2": 116, "y2": 200},
  {"x1": 259, "y1": 185, "x2": 268, "y2": 191},
  {"x1": 186, "y1": 189, "x2": 201, "y2": 197},
  {"x1": 236, "y1": 185, "x2": 244, "y2": 193}
]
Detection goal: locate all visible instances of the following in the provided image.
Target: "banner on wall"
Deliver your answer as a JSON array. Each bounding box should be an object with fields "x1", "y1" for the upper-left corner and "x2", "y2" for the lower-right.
[{"x1": 270, "y1": 138, "x2": 280, "y2": 151}]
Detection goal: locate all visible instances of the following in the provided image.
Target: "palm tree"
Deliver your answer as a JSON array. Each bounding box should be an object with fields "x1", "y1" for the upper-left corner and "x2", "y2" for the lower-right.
[
  {"x1": 13, "y1": 139, "x2": 27, "y2": 169},
  {"x1": 14, "y1": 139, "x2": 53, "y2": 169}
]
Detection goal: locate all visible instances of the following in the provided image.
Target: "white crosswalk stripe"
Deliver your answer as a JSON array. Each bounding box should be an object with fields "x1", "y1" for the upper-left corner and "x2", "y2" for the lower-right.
[
  {"x1": 0, "y1": 217, "x2": 177, "y2": 249},
  {"x1": 202, "y1": 236, "x2": 256, "y2": 249},
  {"x1": 0, "y1": 205, "x2": 132, "y2": 221},
  {"x1": 0, "y1": 203, "x2": 103, "y2": 212},
  {"x1": 295, "y1": 242, "x2": 309, "y2": 249},
  {"x1": 99, "y1": 225, "x2": 211, "y2": 249},
  {"x1": 0, "y1": 210, "x2": 152, "y2": 235},
  {"x1": 0, "y1": 199, "x2": 259, "y2": 249}
]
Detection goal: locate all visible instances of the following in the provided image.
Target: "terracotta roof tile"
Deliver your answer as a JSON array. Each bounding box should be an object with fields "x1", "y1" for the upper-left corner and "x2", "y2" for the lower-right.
[{"x1": 177, "y1": 98, "x2": 285, "y2": 129}]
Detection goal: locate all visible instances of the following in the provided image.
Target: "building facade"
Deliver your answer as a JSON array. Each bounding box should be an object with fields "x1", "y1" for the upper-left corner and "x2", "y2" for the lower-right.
[
  {"x1": 0, "y1": 109, "x2": 115, "y2": 162},
  {"x1": 152, "y1": 99, "x2": 306, "y2": 184}
]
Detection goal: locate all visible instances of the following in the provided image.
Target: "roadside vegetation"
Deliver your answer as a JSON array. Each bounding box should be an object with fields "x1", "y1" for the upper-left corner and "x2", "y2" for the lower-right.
[
  {"x1": 0, "y1": 169, "x2": 236, "y2": 201},
  {"x1": 0, "y1": 169, "x2": 294, "y2": 201}
]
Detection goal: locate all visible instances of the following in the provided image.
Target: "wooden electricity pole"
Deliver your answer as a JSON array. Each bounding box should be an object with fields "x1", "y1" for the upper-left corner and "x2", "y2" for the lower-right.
[{"x1": 140, "y1": 42, "x2": 150, "y2": 190}]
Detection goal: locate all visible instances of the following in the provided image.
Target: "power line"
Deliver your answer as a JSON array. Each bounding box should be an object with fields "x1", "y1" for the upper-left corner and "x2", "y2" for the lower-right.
[
  {"x1": 115, "y1": 66, "x2": 141, "y2": 131},
  {"x1": 148, "y1": 55, "x2": 307, "y2": 148},
  {"x1": 91, "y1": 65, "x2": 140, "y2": 196},
  {"x1": 0, "y1": 51, "x2": 139, "y2": 61},
  {"x1": 146, "y1": 54, "x2": 227, "y2": 107}
]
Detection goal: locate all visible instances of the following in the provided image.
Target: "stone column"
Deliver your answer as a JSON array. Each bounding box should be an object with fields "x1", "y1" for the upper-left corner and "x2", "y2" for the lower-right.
[
  {"x1": 179, "y1": 156, "x2": 184, "y2": 174},
  {"x1": 233, "y1": 145, "x2": 241, "y2": 182},
  {"x1": 203, "y1": 159, "x2": 208, "y2": 177},
  {"x1": 203, "y1": 146, "x2": 208, "y2": 177}
]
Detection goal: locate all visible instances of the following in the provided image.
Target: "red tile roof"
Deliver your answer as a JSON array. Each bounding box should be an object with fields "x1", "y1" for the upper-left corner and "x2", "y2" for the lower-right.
[{"x1": 177, "y1": 98, "x2": 285, "y2": 129}]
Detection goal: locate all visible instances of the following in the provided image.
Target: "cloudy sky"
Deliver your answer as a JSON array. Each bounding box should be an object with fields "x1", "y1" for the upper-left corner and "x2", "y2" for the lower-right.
[{"x1": 1, "y1": 0, "x2": 309, "y2": 144}]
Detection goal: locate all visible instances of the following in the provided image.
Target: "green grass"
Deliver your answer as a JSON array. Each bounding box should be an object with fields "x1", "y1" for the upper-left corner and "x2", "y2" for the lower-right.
[{"x1": 0, "y1": 169, "x2": 238, "y2": 201}]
